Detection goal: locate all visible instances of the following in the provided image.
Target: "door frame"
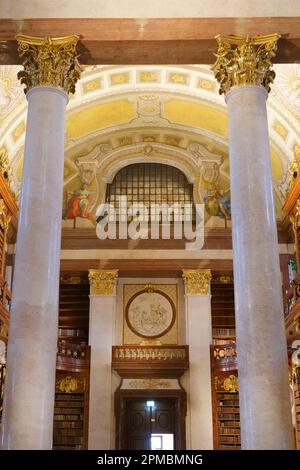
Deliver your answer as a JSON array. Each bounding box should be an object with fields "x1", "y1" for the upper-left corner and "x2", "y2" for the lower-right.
[{"x1": 115, "y1": 388, "x2": 186, "y2": 450}]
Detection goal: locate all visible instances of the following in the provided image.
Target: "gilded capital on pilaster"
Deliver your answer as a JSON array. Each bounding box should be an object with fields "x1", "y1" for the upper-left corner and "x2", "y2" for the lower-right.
[
  {"x1": 16, "y1": 34, "x2": 82, "y2": 94},
  {"x1": 88, "y1": 269, "x2": 119, "y2": 295},
  {"x1": 212, "y1": 34, "x2": 280, "y2": 95},
  {"x1": 0, "y1": 147, "x2": 12, "y2": 189},
  {"x1": 182, "y1": 269, "x2": 212, "y2": 295}
]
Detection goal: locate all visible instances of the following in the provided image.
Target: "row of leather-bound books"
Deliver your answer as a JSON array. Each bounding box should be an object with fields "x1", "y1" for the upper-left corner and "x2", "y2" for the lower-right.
[
  {"x1": 216, "y1": 391, "x2": 241, "y2": 449},
  {"x1": 53, "y1": 392, "x2": 85, "y2": 450}
]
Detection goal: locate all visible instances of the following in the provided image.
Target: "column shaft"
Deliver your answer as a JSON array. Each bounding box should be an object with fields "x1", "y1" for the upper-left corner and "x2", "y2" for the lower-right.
[
  {"x1": 1, "y1": 87, "x2": 67, "y2": 449},
  {"x1": 226, "y1": 85, "x2": 294, "y2": 449}
]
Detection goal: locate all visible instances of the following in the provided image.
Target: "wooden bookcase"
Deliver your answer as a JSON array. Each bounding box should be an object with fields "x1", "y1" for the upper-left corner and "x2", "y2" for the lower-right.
[
  {"x1": 294, "y1": 385, "x2": 300, "y2": 449},
  {"x1": 58, "y1": 278, "x2": 90, "y2": 344},
  {"x1": 53, "y1": 390, "x2": 85, "y2": 450},
  {"x1": 54, "y1": 344, "x2": 90, "y2": 450},
  {"x1": 282, "y1": 171, "x2": 300, "y2": 341},
  {"x1": 214, "y1": 376, "x2": 240, "y2": 449},
  {"x1": 211, "y1": 343, "x2": 240, "y2": 450},
  {"x1": 291, "y1": 367, "x2": 300, "y2": 450},
  {"x1": 282, "y1": 166, "x2": 300, "y2": 448}
]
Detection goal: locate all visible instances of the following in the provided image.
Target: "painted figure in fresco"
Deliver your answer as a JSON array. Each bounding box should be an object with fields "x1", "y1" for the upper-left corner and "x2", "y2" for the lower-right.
[
  {"x1": 204, "y1": 190, "x2": 231, "y2": 227},
  {"x1": 64, "y1": 184, "x2": 92, "y2": 220},
  {"x1": 198, "y1": 160, "x2": 231, "y2": 225}
]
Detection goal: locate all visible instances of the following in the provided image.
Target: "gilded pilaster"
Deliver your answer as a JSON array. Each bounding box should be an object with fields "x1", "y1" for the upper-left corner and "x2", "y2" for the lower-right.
[
  {"x1": 182, "y1": 269, "x2": 212, "y2": 295},
  {"x1": 88, "y1": 269, "x2": 118, "y2": 295},
  {"x1": 16, "y1": 34, "x2": 81, "y2": 94},
  {"x1": 212, "y1": 34, "x2": 280, "y2": 95}
]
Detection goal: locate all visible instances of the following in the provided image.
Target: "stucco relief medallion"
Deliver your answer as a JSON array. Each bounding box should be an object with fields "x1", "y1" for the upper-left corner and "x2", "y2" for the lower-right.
[{"x1": 126, "y1": 290, "x2": 175, "y2": 339}]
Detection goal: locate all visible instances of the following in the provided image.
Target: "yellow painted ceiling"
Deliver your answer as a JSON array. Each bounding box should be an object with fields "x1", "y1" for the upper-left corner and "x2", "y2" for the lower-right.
[
  {"x1": 66, "y1": 100, "x2": 136, "y2": 139},
  {"x1": 163, "y1": 100, "x2": 228, "y2": 137}
]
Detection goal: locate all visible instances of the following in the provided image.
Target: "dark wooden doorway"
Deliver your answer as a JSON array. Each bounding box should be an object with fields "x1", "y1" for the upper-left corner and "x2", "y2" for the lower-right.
[{"x1": 115, "y1": 389, "x2": 186, "y2": 450}]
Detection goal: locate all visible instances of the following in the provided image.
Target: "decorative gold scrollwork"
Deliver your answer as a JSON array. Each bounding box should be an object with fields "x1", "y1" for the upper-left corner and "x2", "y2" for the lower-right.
[
  {"x1": 88, "y1": 269, "x2": 118, "y2": 295},
  {"x1": 223, "y1": 374, "x2": 239, "y2": 392},
  {"x1": 56, "y1": 375, "x2": 85, "y2": 393},
  {"x1": 16, "y1": 35, "x2": 82, "y2": 94},
  {"x1": 0, "y1": 148, "x2": 13, "y2": 190},
  {"x1": 212, "y1": 34, "x2": 280, "y2": 95},
  {"x1": 182, "y1": 269, "x2": 212, "y2": 295}
]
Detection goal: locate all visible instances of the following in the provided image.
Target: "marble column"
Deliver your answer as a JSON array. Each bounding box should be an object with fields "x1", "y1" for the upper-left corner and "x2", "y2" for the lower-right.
[
  {"x1": 88, "y1": 269, "x2": 118, "y2": 449},
  {"x1": 213, "y1": 34, "x2": 294, "y2": 449},
  {"x1": 182, "y1": 269, "x2": 213, "y2": 449},
  {"x1": 0, "y1": 35, "x2": 81, "y2": 450}
]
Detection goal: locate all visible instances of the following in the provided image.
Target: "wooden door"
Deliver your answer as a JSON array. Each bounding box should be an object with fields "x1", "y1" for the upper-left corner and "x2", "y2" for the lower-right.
[
  {"x1": 125, "y1": 399, "x2": 151, "y2": 450},
  {"x1": 124, "y1": 398, "x2": 176, "y2": 450},
  {"x1": 151, "y1": 399, "x2": 175, "y2": 435}
]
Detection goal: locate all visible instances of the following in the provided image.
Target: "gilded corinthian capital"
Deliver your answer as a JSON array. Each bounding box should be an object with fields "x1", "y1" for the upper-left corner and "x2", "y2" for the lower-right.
[
  {"x1": 88, "y1": 269, "x2": 119, "y2": 295},
  {"x1": 212, "y1": 34, "x2": 280, "y2": 95},
  {"x1": 182, "y1": 269, "x2": 212, "y2": 295},
  {"x1": 16, "y1": 34, "x2": 82, "y2": 94}
]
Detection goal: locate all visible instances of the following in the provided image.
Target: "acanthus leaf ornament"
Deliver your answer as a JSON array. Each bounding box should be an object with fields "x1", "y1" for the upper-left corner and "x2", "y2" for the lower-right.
[
  {"x1": 212, "y1": 34, "x2": 280, "y2": 95},
  {"x1": 182, "y1": 269, "x2": 212, "y2": 295},
  {"x1": 88, "y1": 269, "x2": 118, "y2": 295},
  {"x1": 16, "y1": 35, "x2": 82, "y2": 94}
]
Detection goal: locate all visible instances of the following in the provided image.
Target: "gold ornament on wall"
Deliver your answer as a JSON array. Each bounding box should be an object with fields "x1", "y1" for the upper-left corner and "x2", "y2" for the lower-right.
[
  {"x1": 289, "y1": 151, "x2": 300, "y2": 189},
  {"x1": 128, "y1": 379, "x2": 171, "y2": 389},
  {"x1": 88, "y1": 269, "x2": 118, "y2": 295},
  {"x1": 0, "y1": 199, "x2": 11, "y2": 231},
  {"x1": 212, "y1": 34, "x2": 280, "y2": 95},
  {"x1": 223, "y1": 374, "x2": 239, "y2": 392},
  {"x1": 56, "y1": 375, "x2": 85, "y2": 393},
  {"x1": 182, "y1": 269, "x2": 212, "y2": 295},
  {"x1": 16, "y1": 34, "x2": 82, "y2": 94},
  {"x1": 215, "y1": 275, "x2": 233, "y2": 284},
  {"x1": 0, "y1": 147, "x2": 12, "y2": 189},
  {"x1": 143, "y1": 284, "x2": 155, "y2": 292},
  {"x1": 60, "y1": 276, "x2": 82, "y2": 285}
]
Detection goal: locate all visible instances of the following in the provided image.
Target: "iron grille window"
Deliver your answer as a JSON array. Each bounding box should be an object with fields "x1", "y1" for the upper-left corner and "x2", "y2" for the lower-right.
[{"x1": 105, "y1": 163, "x2": 195, "y2": 222}]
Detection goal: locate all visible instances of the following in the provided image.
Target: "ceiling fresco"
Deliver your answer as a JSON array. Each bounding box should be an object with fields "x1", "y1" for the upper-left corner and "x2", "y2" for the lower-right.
[{"x1": 0, "y1": 64, "x2": 299, "y2": 224}]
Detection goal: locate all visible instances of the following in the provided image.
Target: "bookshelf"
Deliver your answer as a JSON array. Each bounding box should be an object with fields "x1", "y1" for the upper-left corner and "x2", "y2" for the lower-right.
[
  {"x1": 54, "y1": 349, "x2": 90, "y2": 450},
  {"x1": 294, "y1": 384, "x2": 300, "y2": 449},
  {"x1": 292, "y1": 366, "x2": 300, "y2": 449},
  {"x1": 282, "y1": 170, "x2": 300, "y2": 342},
  {"x1": 58, "y1": 327, "x2": 87, "y2": 342},
  {"x1": 211, "y1": 344, "x2": 241, "y2": 450},
  {"x1": 215, "y1": 386, "x2": 240, "y2": 449},
  {"x1": 53, "y1": 373, "x2": 88, "y2": 450},
  {"x1": 58, "y1": 280, "x2": 90, "y2": 345},
  {"x1": 53, "y1": 391, "x2": 85, "y2": 450}
]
